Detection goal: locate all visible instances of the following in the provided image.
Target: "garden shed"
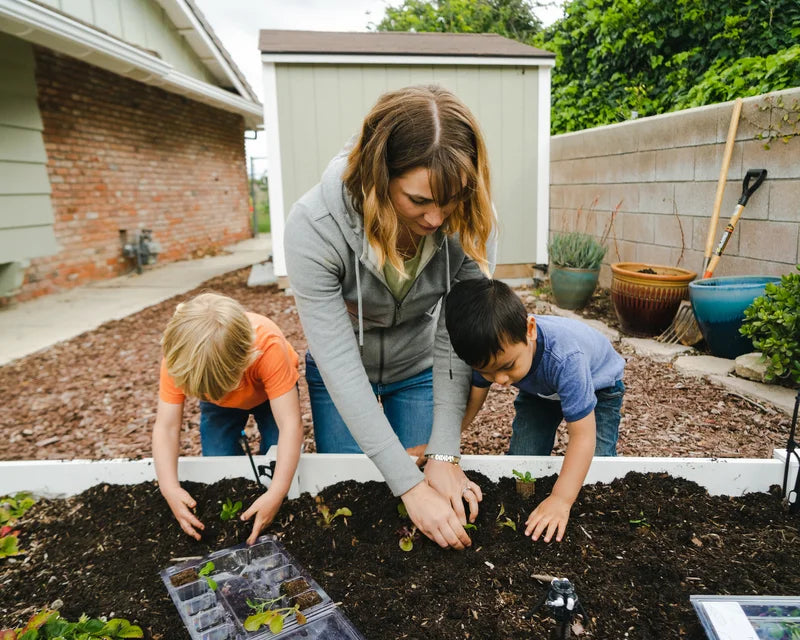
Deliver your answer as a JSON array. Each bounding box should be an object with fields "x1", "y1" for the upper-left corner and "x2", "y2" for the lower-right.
[
  {"x1": 258, "y1": 30, "x2": 555, "y2": 285},
  {"x1": 0, "y1": 0, "x2": 262, "y2": 303}
]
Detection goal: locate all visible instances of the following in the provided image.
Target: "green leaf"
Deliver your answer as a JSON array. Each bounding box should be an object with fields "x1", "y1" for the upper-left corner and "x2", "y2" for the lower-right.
[
  {"x1": 399, "y1": 536, "x2": 414, "y2": 552},
  {"x1": 269, "y1": 615, "x2": 284, "y2": 634}
]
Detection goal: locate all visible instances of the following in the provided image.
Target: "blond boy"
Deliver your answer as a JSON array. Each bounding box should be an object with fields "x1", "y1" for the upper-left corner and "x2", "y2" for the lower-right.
[{"x1": 152, "y1": 293, "x2": 302, "y2": 545}]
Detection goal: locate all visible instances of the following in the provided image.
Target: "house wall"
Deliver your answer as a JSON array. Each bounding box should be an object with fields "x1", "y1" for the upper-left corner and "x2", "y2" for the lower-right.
[
  {"x1": 273, "y1": 63, "x2": 544, "y2": 266},
  {"x1": 36, "y1": 0, "x2": 217, "y2": 84},
  {"x1": 0, "y1": 33, "x2": 60, "y2": 296},
  {"x1": 550, "y1": 88, "x2": 800, "y2": 287},
  {"x1": 3, "y1": 47, "x2": 250, "y2": 303}
]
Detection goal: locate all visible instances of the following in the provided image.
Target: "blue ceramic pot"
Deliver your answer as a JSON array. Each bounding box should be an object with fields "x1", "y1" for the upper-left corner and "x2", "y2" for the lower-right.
[
  {"x1": 689, "y1": 275, "x2": 782, "y2": 359},
  {"x1": 549, "y1": 265, "x2": 600, "y2": 310}
]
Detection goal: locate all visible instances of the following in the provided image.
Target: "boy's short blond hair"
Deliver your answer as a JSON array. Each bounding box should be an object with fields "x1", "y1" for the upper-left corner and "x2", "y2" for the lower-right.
[{"x1": 162, "y1": 293, "x2": 255, "y2": 402}]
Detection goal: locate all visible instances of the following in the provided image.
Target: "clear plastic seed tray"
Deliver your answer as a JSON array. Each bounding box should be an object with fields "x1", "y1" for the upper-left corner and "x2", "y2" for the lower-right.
[
  {"x1": 161, "y1": 535, "x2": 365, "y2": 640},
  {"x1": 691, "y1": 595, "x2": 800, "y2": 639}
]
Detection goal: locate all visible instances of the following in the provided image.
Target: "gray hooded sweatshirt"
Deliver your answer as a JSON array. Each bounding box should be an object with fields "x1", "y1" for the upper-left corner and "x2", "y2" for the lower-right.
[{"x1": 284, "y1": 148, "x2": 497, "y2": 496}]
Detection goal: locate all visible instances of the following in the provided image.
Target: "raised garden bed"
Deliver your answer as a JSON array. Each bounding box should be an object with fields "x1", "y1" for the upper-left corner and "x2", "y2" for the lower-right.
[{"x1": 2, "y1": 454, "x2": 798, "y2": 639}]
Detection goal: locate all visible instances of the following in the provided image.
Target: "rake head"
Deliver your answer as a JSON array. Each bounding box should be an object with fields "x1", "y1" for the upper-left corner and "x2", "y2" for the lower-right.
[{"x1": 656, "y1": 301, "x2": 703, "y2": 346}]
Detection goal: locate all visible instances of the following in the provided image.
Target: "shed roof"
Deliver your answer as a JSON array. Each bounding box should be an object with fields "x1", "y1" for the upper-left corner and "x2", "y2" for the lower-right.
[{"x1": 259, "y1": 30, "x2": 554, "y2": 59}]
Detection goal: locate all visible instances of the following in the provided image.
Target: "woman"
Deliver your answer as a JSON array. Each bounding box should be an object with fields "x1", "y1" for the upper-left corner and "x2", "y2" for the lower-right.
[{"x1": 284, "y1": 85, "x2": 496, "y2": 550}]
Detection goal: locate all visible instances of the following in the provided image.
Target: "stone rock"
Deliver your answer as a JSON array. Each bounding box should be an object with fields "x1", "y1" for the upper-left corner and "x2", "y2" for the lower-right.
[{"x1": 735, "y1": 352, "x2": 769, "y2": 383}]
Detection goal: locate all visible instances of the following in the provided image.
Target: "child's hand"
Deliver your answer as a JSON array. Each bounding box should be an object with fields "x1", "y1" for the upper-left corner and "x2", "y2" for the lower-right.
[
  {"x1": 241, "y1": 489, "x2": 282, "y2": 545},
  {"x1": 524, "y1": 495, "x2": 572, "y2": 543},
  {"x1": 162, "y1": 485, "x2": 204, "y2": 540}
]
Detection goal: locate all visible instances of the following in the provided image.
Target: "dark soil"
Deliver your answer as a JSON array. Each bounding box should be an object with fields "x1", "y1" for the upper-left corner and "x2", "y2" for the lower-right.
[
  {"x1": 0, "y1": 269, "x2": 791, "y2": 463},
  {"x1": 2, "y1": 473, "x2": 798, "y2": 639}
]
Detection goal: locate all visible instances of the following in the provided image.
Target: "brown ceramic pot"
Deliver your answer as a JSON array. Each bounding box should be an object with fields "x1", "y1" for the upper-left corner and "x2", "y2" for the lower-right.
[{"x1": 610, "y1": 262, "x2": 697, "y2": 337}]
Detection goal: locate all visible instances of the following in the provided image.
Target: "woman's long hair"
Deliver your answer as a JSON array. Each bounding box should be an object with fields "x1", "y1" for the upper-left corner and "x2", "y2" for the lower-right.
[{"x1": 343, "y1": 85, "x2": 493, "y2": 276}]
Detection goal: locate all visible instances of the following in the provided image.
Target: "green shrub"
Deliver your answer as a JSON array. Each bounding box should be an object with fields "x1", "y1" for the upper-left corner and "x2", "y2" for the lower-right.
[
  {"x1": 548, "y1": 232, "x2": 607, "y2": 270},
  {"x1": 739, "y1": 265, "x2": 800, "y2": 385}
]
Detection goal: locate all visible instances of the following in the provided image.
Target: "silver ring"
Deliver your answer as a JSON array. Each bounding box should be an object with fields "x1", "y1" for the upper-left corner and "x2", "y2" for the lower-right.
[{"x1": 462, "y1": 484, "x2": 472, "y2": 495}]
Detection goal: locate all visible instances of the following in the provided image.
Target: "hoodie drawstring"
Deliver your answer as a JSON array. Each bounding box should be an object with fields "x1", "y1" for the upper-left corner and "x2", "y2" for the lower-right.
[
  {"x1": 354, "y1": 252, "x2": 364, "y2": 352},
  {"x1": 444, "y1": 236, "x2": 453, "y2": 380}
]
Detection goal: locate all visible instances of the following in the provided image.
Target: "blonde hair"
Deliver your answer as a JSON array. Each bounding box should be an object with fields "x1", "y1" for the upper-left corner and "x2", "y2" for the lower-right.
[
  {"x1": 162, "y1": 293, "x2": 255, "y2": 402},
  {"x1": 343, "y1": 85, "x2": 493, "y2": 276}
]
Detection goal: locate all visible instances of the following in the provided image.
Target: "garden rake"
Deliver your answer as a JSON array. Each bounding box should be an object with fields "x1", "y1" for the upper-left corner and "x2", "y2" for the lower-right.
[{"x1": 657, "y1": 98, "x2": 742, "y2": 346}]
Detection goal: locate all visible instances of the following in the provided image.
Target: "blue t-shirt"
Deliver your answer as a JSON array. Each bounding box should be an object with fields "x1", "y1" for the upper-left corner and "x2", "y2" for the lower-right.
[{"x1": 471, "y1": 315, "x2": 625, "y2": 422}]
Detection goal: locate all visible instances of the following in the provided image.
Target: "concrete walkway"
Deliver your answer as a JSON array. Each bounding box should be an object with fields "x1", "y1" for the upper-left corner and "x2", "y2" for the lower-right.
[{"x1": 0, "y1": 235, "x2": 271, "y2": 366}]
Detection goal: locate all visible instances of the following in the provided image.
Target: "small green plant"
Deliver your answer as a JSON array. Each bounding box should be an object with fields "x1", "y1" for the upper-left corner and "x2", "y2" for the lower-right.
[
  {"x1": 629, "y1": 511, "x2": 651, "y2": 528},
  {"x1": 397, "y1": 525, "x2": 419, "y2": 552},
  {"x1": 2, "y1": 609, "x2": 143, "y2": 639},
  {"x1": 0, "y1": 526, "x2": 21, "y2": 559},
  {"x1": 463, "y1": 523, "x2": 477, "y2": 531},
  {"x1": 397, "y1": 502, "x2": 409, "y2": 519},
  {"x1": 512, "y1": 470, "x2": 536, "y2": 484},
  {"x1": 244, "y1": 596, "x2": 306, "y2": 633},
  {"x1": 548, "y1": 231, "x2": 608, "y2": 270},
  {"x1": 740, "y1": 266, "x2": 800, "y2": 386},
  {"x1": 0, "y1": 492, "x2": 35, "y2": 526},
  {"x1": 496, "y1": 504, "x2": 517, "y2": 532},
  {"x1": 316, "y1": 498, "x2": 352, "y2": 527},
  {"x1": 198, "y1": 561, "x2": 217, "y2": 591},
  {"x1": 220, "y1": 497, "x2": 243, "y2": 521}
]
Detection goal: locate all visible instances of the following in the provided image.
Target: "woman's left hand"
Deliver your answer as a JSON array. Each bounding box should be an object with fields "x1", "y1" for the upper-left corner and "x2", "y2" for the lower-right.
[{"x1": 424, "y1": 459, "x2": 482, "y2": 524}]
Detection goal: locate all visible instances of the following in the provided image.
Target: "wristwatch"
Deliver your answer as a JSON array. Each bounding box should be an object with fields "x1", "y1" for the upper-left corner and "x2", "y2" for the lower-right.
[{"x1": 424, "y1": 453, "x2": 461, "y2": 465}]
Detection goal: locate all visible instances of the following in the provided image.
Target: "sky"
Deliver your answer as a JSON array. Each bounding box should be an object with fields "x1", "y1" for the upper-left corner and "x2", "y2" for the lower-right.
[{"x1": 192, "y1": 0, "x2": 563, "y2": 172}]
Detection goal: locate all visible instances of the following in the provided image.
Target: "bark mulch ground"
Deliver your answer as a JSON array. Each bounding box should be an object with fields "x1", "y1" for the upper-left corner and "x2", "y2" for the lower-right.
[
  {"x1": 0, "y1": 268, "x2": 791, "y2": 463},
  {"x1": 2, "y1": 473, "x2": 798, "y2": 639}
]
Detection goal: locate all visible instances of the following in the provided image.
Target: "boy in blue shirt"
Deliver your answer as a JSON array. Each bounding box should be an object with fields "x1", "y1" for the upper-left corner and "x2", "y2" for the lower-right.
[{"x1": 445, "y1": 278, "x2": 625, "y2": 544}]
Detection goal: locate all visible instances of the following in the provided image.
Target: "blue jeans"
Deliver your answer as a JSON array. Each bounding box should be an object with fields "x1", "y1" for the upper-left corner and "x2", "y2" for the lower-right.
[
  {"x1": 199, "y1": 399, "x2": 279, "y2": 456},
  {"x1": 305, "y1": 352, "x2": 433, "y2": 453},
  {"x1": 508, "y1": 380, "x2": 625, "y2": 456}
]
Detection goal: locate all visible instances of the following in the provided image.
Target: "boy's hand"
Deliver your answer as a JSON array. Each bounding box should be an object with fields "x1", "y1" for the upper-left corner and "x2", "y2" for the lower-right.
[
  {"x1": 525, "y1": 494, "x2": 572, "y2": 543},
  {"x1": 162, "y1": 485, "x2": 204, "y2": 540},
  {"x1": 241, "y1": 490, "x2": 282, "y2": 545}
]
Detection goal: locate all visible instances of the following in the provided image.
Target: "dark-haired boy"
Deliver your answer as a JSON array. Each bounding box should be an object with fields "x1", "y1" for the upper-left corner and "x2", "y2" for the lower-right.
[{"x1": 445, "y1": 278, "x2": 625, "y2": 544}]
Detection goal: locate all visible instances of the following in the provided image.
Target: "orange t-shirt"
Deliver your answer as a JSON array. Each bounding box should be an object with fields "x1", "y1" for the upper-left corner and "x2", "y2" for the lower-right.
[{"x1": 159, "y1": 312, "x2": 299, "y2": 410}]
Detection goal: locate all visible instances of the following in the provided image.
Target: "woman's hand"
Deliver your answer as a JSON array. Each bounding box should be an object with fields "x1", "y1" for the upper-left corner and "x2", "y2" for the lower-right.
[
  {"x1": 401, "y1": 481, "x2": 472, "y2": 550},
  {"x1": 241, "y1": 489, "x2": 283, "y2": 545},
  {"x1": 424, "y1": 459, "x2": 482, "y2": 524}
]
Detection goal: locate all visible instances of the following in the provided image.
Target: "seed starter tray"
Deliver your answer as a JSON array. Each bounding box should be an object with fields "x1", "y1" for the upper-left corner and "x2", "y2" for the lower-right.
[{"x1": 161, "y1": 535, "x2": 365, "y2": 640}]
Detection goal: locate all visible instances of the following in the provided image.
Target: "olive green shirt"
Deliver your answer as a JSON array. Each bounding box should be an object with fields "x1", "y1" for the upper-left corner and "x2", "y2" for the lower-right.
[{"x1": 383, "y1": 236, "x2": 425, "y2": 300}]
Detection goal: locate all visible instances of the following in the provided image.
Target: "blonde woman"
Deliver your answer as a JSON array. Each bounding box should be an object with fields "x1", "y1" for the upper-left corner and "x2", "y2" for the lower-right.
[
  {"x1": 285, "y1": 85, "x2": 496, "y2": 550},
  {"x1": 151, "y1": 293, "x2": 303, "y2": 545}
]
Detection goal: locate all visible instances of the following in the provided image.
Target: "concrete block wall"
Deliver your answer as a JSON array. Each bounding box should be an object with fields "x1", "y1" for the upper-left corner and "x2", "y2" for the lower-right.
[
  {"x1": 7, "y1": 48, "x2": 251, "y2": 303},
  {"x1": 550, "y1": 88, "x2": 800, "y2": 287}
]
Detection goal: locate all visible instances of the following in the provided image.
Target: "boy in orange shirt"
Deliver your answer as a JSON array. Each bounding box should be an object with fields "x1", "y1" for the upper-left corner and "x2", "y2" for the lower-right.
[{"x1": 152, "y1": 293, "x2": 302, "y2": 545}]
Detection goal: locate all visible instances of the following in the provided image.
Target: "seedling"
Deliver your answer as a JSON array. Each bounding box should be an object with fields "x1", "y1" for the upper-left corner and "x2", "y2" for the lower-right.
[
  {"x1": 0, "y1": 526, "x2": 21, "y2": 559},
  {"x1": 1, "y1": 609, "x2": 143, "y2": 639},
  {"x1": 315, "y1": 498, "x2": 352, "y2": 527},
  {"x1": 397, "y1": 502, "x2": 409, "y2": 519},
  {"x1": 0, "y1": 492, "x2": 35, "y2": 525},
  {"x1": 629, "y1": 511, "x2": 651, "y2": 528},
  {"x1": 243, "y1": 596, "x2": 307, "y2": 634},
  {"x1": 496, "y1": 504, "x2": 517, "y2": 532},
  {"x1": 512, "y1": 469, "x2": 535, "y2": 483},
  {"x1": 463, "y1": 523, "x2": 477, "y2": 531},
  {"x1": 220, "y1": 497, "x2": 243, "y2": 521},
  {"x1": 197, "y1": 561, "x2": 217, "y2": 591},
  {"x1": 397, "y1": 525, "x2": 419, "y2": 552}
]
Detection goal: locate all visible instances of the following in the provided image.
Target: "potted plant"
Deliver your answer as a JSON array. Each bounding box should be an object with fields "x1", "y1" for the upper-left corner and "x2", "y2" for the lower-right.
[{"x1": 547, "y1": 231, "x2": 607, "y2": 310}]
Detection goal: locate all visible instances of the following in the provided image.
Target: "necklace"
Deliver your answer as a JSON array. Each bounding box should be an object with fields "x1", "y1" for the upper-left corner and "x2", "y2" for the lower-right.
[{"x1": 397, "y1": 227, "x2": 420, "y2": 260}]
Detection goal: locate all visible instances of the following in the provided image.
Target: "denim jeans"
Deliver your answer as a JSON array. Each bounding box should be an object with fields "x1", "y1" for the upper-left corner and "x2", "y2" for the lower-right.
[
  {"x1": 199, "y1": 399, "x2": 279, "y2": 456},
  {"x1": 508, "y1": 379, "x2": 624, "y2": 456},
  {"x1": 305, "y1": 352, "x2": 433, "y2": 453}
]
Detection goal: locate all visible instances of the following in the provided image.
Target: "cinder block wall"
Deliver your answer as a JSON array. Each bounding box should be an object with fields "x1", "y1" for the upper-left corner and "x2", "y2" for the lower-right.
[
  {"x1": 12, "y1": 48, "x2": 251, "y2": 302},
  {"x1": 550, "y1": 88, "x2": 800, "y2": 287}
]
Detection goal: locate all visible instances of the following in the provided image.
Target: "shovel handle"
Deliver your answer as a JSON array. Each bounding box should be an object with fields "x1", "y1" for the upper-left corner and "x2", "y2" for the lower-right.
[{"x1": 738, "y1": 168, "x2": 767, "y2": 205}]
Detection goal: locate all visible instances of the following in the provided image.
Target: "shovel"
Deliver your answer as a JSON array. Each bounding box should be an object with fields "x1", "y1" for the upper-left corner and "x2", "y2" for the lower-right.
[{"x1": 657, "y1": 99, "x2": 741, "y2": 346}]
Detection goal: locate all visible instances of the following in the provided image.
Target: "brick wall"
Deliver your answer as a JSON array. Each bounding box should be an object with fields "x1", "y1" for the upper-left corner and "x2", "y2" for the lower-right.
[
  {"x1": 550, "y1": 88, "x2": 800, "y2": 287},
  {"x1": 10, "y1": 47, "x2": 251, "y2": 302}
]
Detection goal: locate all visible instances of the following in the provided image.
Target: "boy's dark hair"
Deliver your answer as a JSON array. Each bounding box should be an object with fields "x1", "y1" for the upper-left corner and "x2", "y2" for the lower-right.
[{"x1": 445, "y1": 278, "x2": 528, "y2": 368}]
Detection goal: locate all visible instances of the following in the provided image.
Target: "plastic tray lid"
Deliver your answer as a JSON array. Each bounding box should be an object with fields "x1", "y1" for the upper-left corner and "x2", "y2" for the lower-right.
[{"x1": 691, "y1": 595, "x2": 800, "y2": 640}]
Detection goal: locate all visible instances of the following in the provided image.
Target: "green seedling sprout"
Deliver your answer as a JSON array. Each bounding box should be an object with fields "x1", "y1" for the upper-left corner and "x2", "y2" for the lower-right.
[
  {"x1": 496, "y1": 504, "x2": 517, "y2": 532},
  {"x1": 629, "y1": 511, "x2": 651, "y2": 528},
  {"x1": 0, "y1": 527, "x2": 21, "y2": 559},
  {"x1": 198, "y1": 561, "x2": 217, "y2": 591},
  {"x1": 397, "y1": 502, "x2": 409, "y2": 519},
  {"x1": 512, "y1": 469, "x2": 536, "y2": 483},
  {"x1": 463, "y1": 523, "x2": 477, "y2": 531},
  {"x1": 220, "y1": 497, "x2": 243, "y2": 521},
  {"x1": 0, "y1": 492, "x2": 35, "y2": 526},
  {"x1": 316, "y1": 498, "x2": 352, "y2": 527},
  {"x1": 397, "y1": 524, "x2": 418, "y2": 552},
  {"x1": 244, "y1": 596, "x2": 306, "y2": 633},
  {"x1": 1, "y1": 609, "x2": 143, "y2": 639}
]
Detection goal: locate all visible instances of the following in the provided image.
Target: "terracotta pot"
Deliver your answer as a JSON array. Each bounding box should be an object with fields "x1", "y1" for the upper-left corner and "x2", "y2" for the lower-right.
[{"x1": 610, "y1": 262, "x2": 697, "y2": 337}]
